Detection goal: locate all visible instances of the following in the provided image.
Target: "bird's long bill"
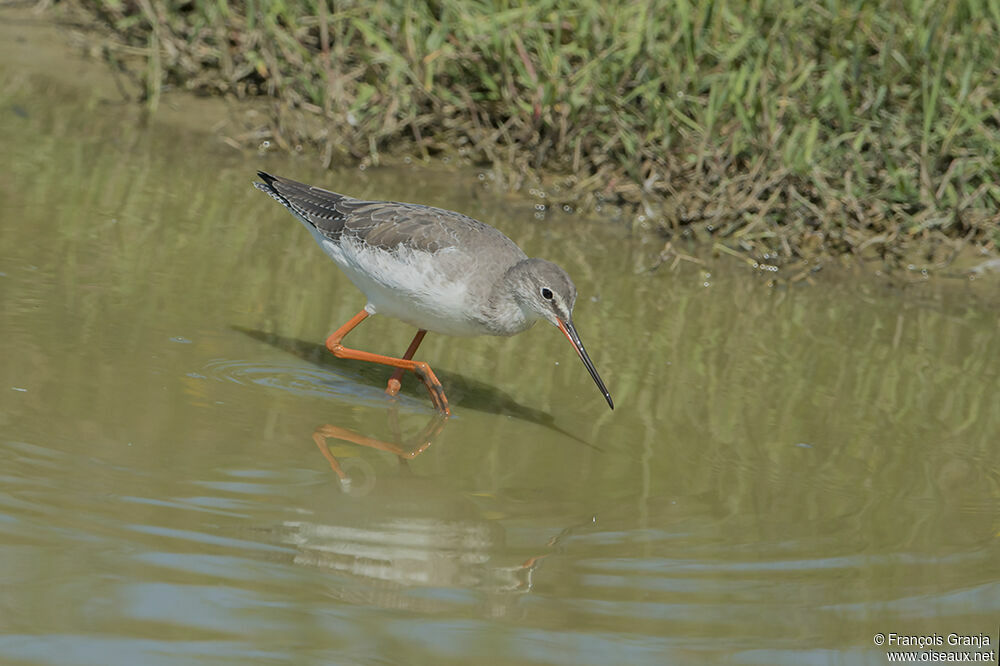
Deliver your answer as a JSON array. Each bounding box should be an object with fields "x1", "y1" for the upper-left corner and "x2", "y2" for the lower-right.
[{"x1": 557, "y1": 319, "x2": 614, "y2": 410}]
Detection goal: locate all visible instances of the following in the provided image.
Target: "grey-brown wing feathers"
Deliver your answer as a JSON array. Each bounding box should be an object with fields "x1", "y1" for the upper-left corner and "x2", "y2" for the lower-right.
[
  {"x1": 254, "y1": 171, "x2": 352, "y2": 239},
  {"x1": 254, "y1": 171, "x2": 514, "y2": 256}
]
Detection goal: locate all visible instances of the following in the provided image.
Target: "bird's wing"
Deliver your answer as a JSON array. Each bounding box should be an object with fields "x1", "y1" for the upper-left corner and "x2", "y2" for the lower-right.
[{"x1": 255, "y1": 171, "x2": 515, "y2": 255}]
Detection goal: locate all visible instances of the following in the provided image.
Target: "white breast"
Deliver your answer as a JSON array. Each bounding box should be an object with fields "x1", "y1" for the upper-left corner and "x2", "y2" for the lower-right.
[{"x1": 316, "y1": 234, "x2": 493, "y2": 337}]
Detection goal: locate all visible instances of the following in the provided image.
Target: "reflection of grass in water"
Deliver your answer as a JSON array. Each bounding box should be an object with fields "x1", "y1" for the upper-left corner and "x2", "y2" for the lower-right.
[
  {"x1": 76, "y1": 0, "x2": 1000, "y2": 266},
  {"x1": 628, "y1": 273, "x2": 1000, "y2": 548}
]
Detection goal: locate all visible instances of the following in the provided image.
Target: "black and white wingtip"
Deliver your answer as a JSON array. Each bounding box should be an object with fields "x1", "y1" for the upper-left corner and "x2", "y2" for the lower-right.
[
  {"x1": 254, "y1": 171, "x2": 309, "y2": 226},
  {"x1": 253, "y1": 171, "x2": 283, "y2": 202}
]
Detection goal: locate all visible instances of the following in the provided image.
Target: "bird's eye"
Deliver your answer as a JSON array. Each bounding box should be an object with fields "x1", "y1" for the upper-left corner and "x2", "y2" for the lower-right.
[{"x1": 540, "y1": 287, "x2": 554, "y2": 300}]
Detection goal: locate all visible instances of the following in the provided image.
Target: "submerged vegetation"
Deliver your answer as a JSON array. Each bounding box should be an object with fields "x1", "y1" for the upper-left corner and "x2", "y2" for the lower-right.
[{"x1": 76, "y1": 0, "x2": 999, "y2": 269}]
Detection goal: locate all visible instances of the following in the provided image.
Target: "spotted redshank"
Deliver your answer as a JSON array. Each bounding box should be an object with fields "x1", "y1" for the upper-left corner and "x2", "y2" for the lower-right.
[{"x1": 254, "y1": 171, "x2": 613, "y2": 415}]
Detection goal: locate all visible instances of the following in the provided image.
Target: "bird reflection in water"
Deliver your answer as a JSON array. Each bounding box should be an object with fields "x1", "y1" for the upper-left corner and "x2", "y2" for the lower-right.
[{"x1": 278, "y1": 409, "x2": 562, "y2": 604}]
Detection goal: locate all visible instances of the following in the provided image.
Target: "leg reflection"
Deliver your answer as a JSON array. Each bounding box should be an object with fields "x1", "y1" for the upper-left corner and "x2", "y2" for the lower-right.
[{"x1": 312, "y1": 409, "x2": 450, "y2": 493}]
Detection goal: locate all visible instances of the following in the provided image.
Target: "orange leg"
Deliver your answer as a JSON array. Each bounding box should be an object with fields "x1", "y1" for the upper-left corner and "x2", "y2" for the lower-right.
[
  {"x1": 385, "y1": 329, "x2": 428, "y2": 396},
  {"x1": 325, "y1": 310, "x2": 450, "y2": 415}
]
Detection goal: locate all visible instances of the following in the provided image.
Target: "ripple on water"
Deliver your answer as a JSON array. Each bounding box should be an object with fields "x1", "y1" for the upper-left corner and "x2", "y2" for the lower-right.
[
  {"x1": 481, "y1": 511, "x2": 1000, "y2": 664},
  {"x1": 200, "y1": 358, "x2": 425, "y2": 410},
  {"x1": 202, "y1": 358, "x2": 345, "y2": 398}
]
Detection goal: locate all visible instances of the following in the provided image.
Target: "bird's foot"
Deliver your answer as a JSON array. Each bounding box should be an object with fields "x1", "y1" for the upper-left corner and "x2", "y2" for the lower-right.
[{"x1": 413, "y1": 362, "x2": 451, "y2": 416}]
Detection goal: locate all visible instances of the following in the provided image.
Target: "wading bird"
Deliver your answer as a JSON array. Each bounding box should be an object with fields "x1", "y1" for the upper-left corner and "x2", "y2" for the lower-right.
[{"x1": 254, "y1": 172, "x2": 613, "y2": 416}]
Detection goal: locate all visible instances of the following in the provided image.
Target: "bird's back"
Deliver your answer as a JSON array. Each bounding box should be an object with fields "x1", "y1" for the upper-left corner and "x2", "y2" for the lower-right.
[
  {"x1": 255, "y1": 172, "x2": 524, "y2": 261},
  {"x1": 255, "y1": 172, "x2": 530, "y2": 336}
]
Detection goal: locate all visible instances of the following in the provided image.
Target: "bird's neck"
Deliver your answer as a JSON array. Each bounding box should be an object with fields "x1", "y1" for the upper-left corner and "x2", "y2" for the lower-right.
[{"x1": 479, "y1": 265, "x2": 538, "y2": 337}]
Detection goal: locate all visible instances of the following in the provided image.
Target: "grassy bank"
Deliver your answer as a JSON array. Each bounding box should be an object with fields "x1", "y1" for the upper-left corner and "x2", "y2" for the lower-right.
[{"x1": 77, "y1": 0, "x2": 999, "y2": 270}]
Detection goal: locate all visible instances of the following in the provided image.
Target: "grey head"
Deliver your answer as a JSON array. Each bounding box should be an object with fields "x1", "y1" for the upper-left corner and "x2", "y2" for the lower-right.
[
  {"x1": 506, "y1": 258, "x2": 614, "y2": 410},
  {"x1": 505, "y1": 258, "x2": 577, "y2": 328}
]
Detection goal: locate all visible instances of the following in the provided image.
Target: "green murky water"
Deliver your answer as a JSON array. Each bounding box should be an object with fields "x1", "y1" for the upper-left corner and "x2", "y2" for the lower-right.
[{"x1": 1, "y1": 14, "x2": 998, "y2": 666}]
